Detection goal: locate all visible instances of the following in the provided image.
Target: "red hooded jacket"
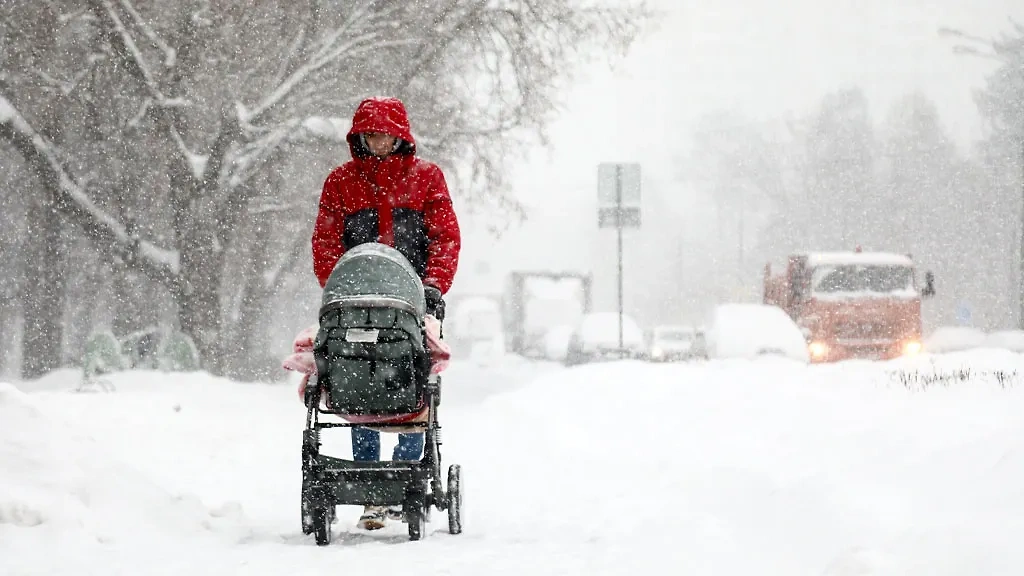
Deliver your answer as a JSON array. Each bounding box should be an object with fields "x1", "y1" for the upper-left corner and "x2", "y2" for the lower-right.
[{"x1": 312, "y1": 97, "x2": 461, "y2": 293}]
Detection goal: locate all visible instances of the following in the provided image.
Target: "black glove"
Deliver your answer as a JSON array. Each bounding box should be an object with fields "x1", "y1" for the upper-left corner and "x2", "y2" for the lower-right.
[{"x1": 424, "y1": 284, "x2": 445, "y2": 320}]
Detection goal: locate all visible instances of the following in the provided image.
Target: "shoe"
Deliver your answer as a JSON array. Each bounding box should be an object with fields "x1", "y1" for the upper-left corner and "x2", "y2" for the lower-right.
[
  {"x1": 386, "y1": 505, "x2": 404, "y2": 522},
  {"x1": 356, "y1": 505, "x2": 387, "y2": 530},
  {"x1": 390, "y1": 503, "x2": 431, "y2": 523}
]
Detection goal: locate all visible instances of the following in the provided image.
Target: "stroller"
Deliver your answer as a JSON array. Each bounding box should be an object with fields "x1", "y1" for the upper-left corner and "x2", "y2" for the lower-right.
[{"x1": 289, "y1": 243, "x2": 463, "y2": 545}]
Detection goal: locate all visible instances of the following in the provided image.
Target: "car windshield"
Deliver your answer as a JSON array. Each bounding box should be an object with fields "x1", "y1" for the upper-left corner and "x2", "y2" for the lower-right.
[{"x1": 811, "y1": 264, "x2": 913, "y2": 294}]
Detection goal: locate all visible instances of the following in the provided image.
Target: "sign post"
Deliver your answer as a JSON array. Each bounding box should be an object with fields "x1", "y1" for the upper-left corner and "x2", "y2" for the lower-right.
[
  {"x1": 598, "y1": 163, "x2": 641, "y2": 354},
  {"x1": 955, "y1": 300, "x2": 973, "y2": 327}
]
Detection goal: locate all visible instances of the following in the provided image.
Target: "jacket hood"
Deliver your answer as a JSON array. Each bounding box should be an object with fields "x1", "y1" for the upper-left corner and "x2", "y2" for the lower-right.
[{"x1": 347, "y1": 97, "x2": 416, "y2": 158}]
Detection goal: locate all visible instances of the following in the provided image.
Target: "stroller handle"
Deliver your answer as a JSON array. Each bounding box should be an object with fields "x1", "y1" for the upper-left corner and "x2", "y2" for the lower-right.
[{"x1": 319, "y1": 295, "x2": 422, "y2": 319}]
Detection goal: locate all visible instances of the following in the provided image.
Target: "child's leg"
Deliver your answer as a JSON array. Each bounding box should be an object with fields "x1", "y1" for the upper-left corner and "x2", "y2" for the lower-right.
[
  {"x1": 351, "y1": 426, "x2": 381, "y2": 461},
  {"x1": 392, "y1": 432, "x2": 425, "y2": 461},
  {"x1": 352, "y1": 426, "x2": 388, "y2": 529}
]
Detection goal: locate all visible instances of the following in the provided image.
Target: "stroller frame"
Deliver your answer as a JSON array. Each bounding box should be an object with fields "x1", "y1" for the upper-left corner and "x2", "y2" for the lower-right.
[{"x1": 300, "y1": 298, "x2": 462, "y2": 545}]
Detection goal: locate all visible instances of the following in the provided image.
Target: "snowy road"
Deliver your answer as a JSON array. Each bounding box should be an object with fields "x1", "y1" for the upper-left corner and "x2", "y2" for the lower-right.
[{"x1": 4, "y1": 351, "x2": 1024, "y2": 575}]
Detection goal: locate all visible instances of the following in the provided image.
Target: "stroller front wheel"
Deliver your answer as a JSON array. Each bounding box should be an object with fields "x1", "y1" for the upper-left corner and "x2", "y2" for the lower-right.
[
  {"x1": 312, "y1": 505, "x2": 333, "y2": 546},
  {"x1": 447, "y1": 464, "x2": 462, "y2": 535},
  {"x1": 404, "y1": 488, "x2": 429, "y2": 541}
]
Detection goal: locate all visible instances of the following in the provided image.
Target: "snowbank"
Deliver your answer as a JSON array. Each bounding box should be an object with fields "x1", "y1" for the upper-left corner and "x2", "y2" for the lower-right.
[
  {"x1": 986, "y1": 330, "x2": 1024, "y2": 353},
  {"x1": 455, "y1": 356, "x2": 1024, "y2": 573},
  {"x1": 924, "y1": 326, "x2": 988, "y2": 353},
  {"x1": 0, "y1": 381, "x2": 245, "y2": 576},
  {"x1": 544, "y1": 324, "x2": 575, "y2": 360},
  {"x1": 575, "y1": 311, "x2": 645, "y2": 349},
  {"x1": 6, "y1": 352, "x2": 1024, "y2": 574}
]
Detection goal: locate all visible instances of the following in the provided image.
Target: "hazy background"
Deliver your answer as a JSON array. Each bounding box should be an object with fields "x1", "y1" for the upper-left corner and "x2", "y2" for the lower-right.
[
  {"x1": 457, "y1": 0, "x2": 1024, "y2": 330},
  {"x1": 3, "y1": 0, "x2": 1024, "y2": 379}
]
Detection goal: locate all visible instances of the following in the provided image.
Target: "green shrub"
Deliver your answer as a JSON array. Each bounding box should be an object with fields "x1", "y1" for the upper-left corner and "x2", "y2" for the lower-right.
[
  {"x1": 82, "y1": 331, "x2": 126, "y2": 380},
  {"x1": 157, "y1": 330, "x2": 200, "y2": 372}
]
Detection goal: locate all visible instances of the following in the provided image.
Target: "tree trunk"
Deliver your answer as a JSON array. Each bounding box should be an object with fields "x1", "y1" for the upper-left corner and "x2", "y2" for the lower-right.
[
  {"x1": 230, "y1": 208, "x2": 273, "y2": 381},
  {"x1": 0, "y1": 296, "x2": 14, "y2": 378},
  {"x1": 110, "y1": 264, "x2": 156, "y2": 338},
  {"x1": 177, "y1": 227, "x2": 225, "y2": 374},
  {"x1": 62, "y1": 243, "x2": 104, "y2": 364},
  {"x1": 0, "y1": 218, "x2": 21, "y2": 379},
  {"x1": 21, "y1": 196, "x2": 66, "y2": 379}
]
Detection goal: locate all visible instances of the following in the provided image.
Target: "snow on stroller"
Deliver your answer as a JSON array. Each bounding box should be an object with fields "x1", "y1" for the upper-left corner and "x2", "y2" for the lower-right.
[{"x1": 287, "y1": 243, "x2": 462, "y2": 545}]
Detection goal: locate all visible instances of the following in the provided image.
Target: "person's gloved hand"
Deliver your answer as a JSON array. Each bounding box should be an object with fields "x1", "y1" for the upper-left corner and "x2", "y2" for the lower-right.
[{"x1": 424, "y1": 284, "x2": 445, "y2": 320}]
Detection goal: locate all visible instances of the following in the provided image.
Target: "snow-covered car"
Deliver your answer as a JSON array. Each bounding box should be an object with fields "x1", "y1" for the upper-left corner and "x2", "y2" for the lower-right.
[
  {"x1": 691, "y1": 328, "x2": 709, "y2": 359},
  {"x1": 447, "y1": 296, "x2": 504, "y2": 359},
  {"x1": 543, "y1": 324, "x2": 576, "y2": 362},
  {"x1": 704, "y1": 303, "x2": 809, "y2": 363},
  {"x1": 923, "y1": 326, "x2": 987, "y2": 354},
  {"x1": 985, "y1": 330, "x2": 1024, "y2": 353},
  {"x1": 564, "y1": 312, "x2": 645, "y2": 365},
  {"x1": 649, "y1": 325, "x2": 699, "y2": 362}
]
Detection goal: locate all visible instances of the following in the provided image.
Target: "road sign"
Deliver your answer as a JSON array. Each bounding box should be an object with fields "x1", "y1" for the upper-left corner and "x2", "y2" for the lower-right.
[
  {"x1": 598, "y1": 207, "x2": 641, "y2": 228},
  {"x1": 596, "y1": 162, "x2": 642, "y2": 354},
  {"x1": 955, "y1": 301, "x2": 973, "y2": 326},
  {"x1": 598, "y1": 163, "x2": 641, "y2": 229}
]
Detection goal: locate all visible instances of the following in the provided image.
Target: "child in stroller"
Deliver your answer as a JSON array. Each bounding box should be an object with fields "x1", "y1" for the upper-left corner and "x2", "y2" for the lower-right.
[{"x1": 284, "y1": 306, "x2": 451, "y2": 530}]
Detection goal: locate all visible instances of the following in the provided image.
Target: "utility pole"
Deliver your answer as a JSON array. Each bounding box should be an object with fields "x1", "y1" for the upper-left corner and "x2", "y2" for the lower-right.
[
  {"x1": 616, "y1": 164, "x2": 624, "y2": 353},
  {"x1": 737, "y1": 190, "x2": 745, "y2": 288},
  {"x1": 1019, "y1": 139, "x2": 1024, "y2": 329},
  {"x1": 598, "y1": 162, "x2": 641, "y2": 357}
]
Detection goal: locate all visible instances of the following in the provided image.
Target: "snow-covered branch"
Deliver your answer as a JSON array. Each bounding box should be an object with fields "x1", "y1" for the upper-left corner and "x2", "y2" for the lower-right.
[
  {"x1": 228, "y1": 120, "x2": 303, "y2": 189},
  {"x1": 238, "y1": 32, "x2": 385, "y2": 124},
  {"x1": 87, "y1": 0, "x2": 197, "y2": 184},
  {"x1": 264, "y1": 231, "x2": 311, "y2": 293},
  {"x1": 239, "y1": 3, "x2": 413, "y2": 125},
  {"x1": 391, "y1": 0, "x2": 491, "y2": 92},
  {"x1": 0, "y1": 94, "x2": 180, "y2": 286},
  {"x1": 249, "y1": 202, "x2": 300, "y2": 216},
  {"x1": 118, "y1": 0, "x2": 176, "y2": 66},
  {"x1": 89, "y1": 0, "x2": 161, "y2": 103},
  {"x1": 269, "y1": 28, "x2": 309, "y2": 91}
]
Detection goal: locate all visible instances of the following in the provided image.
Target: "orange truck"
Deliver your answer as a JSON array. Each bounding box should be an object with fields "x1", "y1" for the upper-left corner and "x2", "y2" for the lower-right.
[{"x1": 763, "y1": 249, "x2": 935, "y2": 363}]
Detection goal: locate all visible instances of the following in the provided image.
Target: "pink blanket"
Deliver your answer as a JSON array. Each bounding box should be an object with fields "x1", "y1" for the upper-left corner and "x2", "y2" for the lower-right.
[{"x1": 282, "y1": 315, "x2": 451, "y2": 405}]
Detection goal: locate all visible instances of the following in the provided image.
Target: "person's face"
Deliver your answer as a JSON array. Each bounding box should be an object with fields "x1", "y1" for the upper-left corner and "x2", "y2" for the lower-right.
[{"x1": 365, "y1": 132, "x2": 397, "y2": 156}]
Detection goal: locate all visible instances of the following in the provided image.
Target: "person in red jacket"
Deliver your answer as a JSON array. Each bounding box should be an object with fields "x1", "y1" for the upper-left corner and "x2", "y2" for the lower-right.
[
  {"x1": 311, "y1": 96, "x2": 461, "y2": 530},
  {"x1": 313, "y1": 96, "x2": 461, "y2": 303}
]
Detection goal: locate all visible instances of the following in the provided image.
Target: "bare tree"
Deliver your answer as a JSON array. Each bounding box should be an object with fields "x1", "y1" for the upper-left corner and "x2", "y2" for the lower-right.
[
  {"x1": 941, "y1": 21, "x2": 1024, "y2": 327},
  {"x1": 679, "y1": 111, "x2": 792, "y2": 292},
  {"x1": 1, "y1": 0, "x2": 651, "y2": 375},
  {"x1": 0, "y1": 1, "x2": 77, "y2": 378}
]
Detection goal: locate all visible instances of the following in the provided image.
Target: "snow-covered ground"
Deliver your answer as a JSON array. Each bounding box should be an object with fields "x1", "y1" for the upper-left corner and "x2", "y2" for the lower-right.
[{"x1": 3, "y1": 351, "x2": 1024, "y2": 575}]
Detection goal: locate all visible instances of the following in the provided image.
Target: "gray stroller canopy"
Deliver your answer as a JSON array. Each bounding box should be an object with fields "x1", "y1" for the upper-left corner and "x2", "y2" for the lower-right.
[{"x1": 320, "y1": 243, "x2": 427, "y2": 318}]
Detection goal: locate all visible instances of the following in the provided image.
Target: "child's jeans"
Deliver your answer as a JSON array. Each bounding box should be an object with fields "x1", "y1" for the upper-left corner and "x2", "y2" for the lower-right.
[{"x1": 351, "y1": 426, "x2": 424, "y2": 461}]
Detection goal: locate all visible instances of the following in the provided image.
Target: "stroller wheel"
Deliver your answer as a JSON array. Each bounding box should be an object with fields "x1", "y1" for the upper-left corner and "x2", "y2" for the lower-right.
[
  {"x1": 312, "y1": 506, "x2": 333, "y2": 546},
  {"x1": 301, "y1": 498, "x2": 315, "y2": 535},
  {"x1": 447, "y1": 464, "x2": 462, "y2": 535},
  {"x1": 404, "y1": 490, "x2": 428, "y2": 541}
]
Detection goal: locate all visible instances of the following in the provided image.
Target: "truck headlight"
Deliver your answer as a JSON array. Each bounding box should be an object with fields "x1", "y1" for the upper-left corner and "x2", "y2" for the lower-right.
[
  {"x1": 808, "y1": 341, "x2": 828, "y2": 359},
  {"x1": 902, "y1": 340, "x2": 922, "y2": 356}
]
